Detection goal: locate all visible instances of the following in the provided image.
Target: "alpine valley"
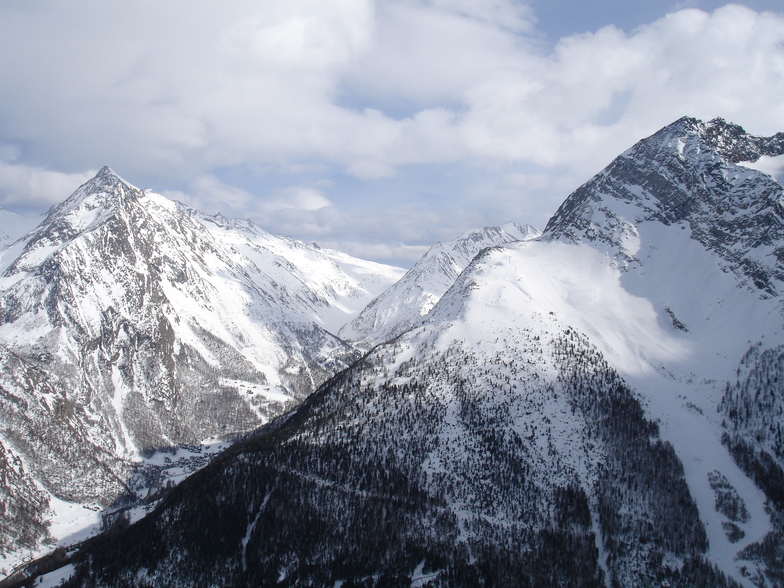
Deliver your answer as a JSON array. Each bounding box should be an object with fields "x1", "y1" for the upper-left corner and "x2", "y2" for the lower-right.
[{"x1": 4, "y1": 116, "x2": 784, "y2": 588}]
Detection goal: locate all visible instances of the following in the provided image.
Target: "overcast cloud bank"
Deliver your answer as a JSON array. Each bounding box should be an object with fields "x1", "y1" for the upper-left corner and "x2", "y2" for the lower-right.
[{"x1": 1, "y1": 1, "x2": 782, "y2": 265}]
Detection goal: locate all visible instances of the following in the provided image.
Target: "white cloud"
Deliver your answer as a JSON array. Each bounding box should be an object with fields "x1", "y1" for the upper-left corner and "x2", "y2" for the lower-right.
[
  {"x1": 220, "y1": 0, "x2": 374, "y2": 70},
  {"x1": 165, "y1": 176, "x2": 334, "y2": 229},
  {"x1": 0, "y1": 161, "x2": 95, "y2": 211},
  {"x1": 162, "y1": 175, "x2": 253, "y2": 213},
  {"x1": 2, "y1": 2, "x2": 782, "y2": 176},
  {"x1": 319, "y1": 240, "x2": 431, "y2": 266},
  {"x1": 431, "y1": 0, "x2": 535, "y2": 33},
  {"x1": 340, "y1": 0, "x2": 537, "y2": 107},
  {"x1": 448, "y1": 4, "x2": 784, "y2": 180},
  {"x1": 739, "y1": 155, "x2": 784, "y2": 183},
  {"x1": 0, "y1": 1, "x2": 782, "y2": 263},
  {"x1": 346, "y1": 161, "x2": 397, "y2": 179},
  {"x1": 262, "y1": 187, "x2": 333, "y2": 214}
]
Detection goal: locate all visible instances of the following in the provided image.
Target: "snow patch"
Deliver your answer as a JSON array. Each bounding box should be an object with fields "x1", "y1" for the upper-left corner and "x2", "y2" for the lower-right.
[{"x1": 33, "y1": 563, "x2": 75, "y2": 587}]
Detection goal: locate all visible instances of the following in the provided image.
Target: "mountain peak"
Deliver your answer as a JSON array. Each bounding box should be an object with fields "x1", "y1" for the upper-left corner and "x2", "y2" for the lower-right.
[
  {"x1": 40, "y1": 167, "x2": 140, "y2": 235},
  {"x1": 66, "y1": 166, "x2": 132, "y2": 200},
  {"x1": 81, "y1": 165, "x2": 135, "y2": 195},
  {"x1": 1, "y1": 168, "x2": 154, "y2": 278},
  {"x1": 339, "y1": 222, "x2": 540, "y2": 347},
  {"x1": 95, "y1": 165, "x2": 120, "y2": 181},
  {"x1": 632, "y1": 116, "x2": 784, "y2": 165},
  {"x1": 544, "y1": 115, "x2": 784, "y2": 295}
]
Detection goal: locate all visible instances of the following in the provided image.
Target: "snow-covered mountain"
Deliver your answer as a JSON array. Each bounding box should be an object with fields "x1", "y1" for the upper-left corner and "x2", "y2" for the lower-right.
[
  {"x1": 183, "y1": 208, "x2": 405, "y2": 336},
  {"x1": 545, "y1": 116, "x2": 784, "y2": 295},
  {"x1": 0, "y1": 168, "x2": 403, "y2": 575},
  {"x1": 52, "y1": 118, "x2": 784, "y2": 587},
  {"x1": 339, "y1": 222, "x2": 540, "y2": 348}
]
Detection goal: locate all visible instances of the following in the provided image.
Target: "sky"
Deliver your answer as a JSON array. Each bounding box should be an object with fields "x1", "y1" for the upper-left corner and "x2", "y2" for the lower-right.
[{"x1": 1, "y1": 1, "x2": 783, "y2": 267}]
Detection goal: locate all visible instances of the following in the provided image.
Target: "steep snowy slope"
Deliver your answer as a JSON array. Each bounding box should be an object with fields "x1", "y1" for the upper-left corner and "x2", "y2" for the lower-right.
[
  {"x1": 0, "y1": 168, "x2": 403, "y2": 575},
  {"x1": 187, "y1": 209, "x2": 405, "y2": 335},
  {"x1": 49, "y1": 116, "x2": 784, "y2": 587},
  {"x1": 545, "y1": 117, "x2": 784, "y2": 295},
  {"x1": 339, "y1": 222, "x2": 539, "y2": 347},
  {"x1": 536, "y1": 116, "x2": 784, "y2": 585}
]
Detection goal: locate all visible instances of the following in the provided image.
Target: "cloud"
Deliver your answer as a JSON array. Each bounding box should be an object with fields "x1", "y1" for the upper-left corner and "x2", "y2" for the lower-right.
[
  {"x1": 0, "y1": 1, "x2": 782, "y2": 264},
  {"x1": 164, "y1": 176, "x2": 333, "y2": 225},
  {"x1": 261, "y1": 187, "x2": 333, "y2": 215},
  {"x1": 0, "y1": 160, "x2": 95, "y2": 211},
  {"x1": 2, "y1": 2, "x2": 782, "y2": 176},
  {"x1": 0, "y1": 0, "x2": 539, "y2": 177},
  {"x1": 740, "y1": 155, "x2": 784, "y2": 184},
  {"x1": 431, "y1": 0, "x2": 535, "y2": 33},
  {"x1": 220, "y1": 0, "x2": 374, "y2": 70},
  {"x1": 456, "y1": 5, "x2": 784, "y2": 167},
  {"x1": 162, "y1": 175, "x2": 253, "y2": 213},
  {"x1": 340, "y1": 0, "x2": 537, "y2": 107},
  {"x1": 346, "y1": 161, "x2": 397, "y2": 179},
  {"x1": 319, "y1": 240, "x2": 431, "y2": 266}
]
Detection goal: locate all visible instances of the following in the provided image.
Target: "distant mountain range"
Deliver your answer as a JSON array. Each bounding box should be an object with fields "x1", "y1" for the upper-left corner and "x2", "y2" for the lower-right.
[{"x1": 3, "y1": 116, "x2": 784, "y2": 587}]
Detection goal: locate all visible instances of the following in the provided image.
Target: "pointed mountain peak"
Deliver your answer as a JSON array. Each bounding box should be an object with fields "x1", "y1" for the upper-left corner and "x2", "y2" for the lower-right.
[
  {"x1": 46, "y1": 166, "x2": 141, "y2": 223},
  {"x1": 83, "y1": 165, "x2": 133, "y2": 192},
  {"x1": 78, "y1": 165, "x2": 134, "y2": 196},
  {"x1": 667, "y1": 115, "x2": 701, "y2": 131},
  {"x1": 4, "y1": 167, "x2": 150, "y2": 269},
  {"x1": 95, "y1": 165, "x2": 119, "y2": 180}
]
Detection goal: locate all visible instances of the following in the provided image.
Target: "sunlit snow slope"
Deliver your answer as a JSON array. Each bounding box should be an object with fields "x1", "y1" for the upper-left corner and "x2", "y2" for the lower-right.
[
  {"x1": 534, "y1": 116, "x2": 784, "y2": 586},
  {"x1": 339, "y1": 222, "x2": 540, "y2": 348}
]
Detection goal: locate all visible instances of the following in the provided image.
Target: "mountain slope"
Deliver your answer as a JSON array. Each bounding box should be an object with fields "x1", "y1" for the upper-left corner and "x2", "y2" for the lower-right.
[
  {"x1": 537, "y1": 116, "x2": 784, "y2": 585},
  {"x1": 50, "y1": 116, "x2": 784, "y2": 587},
  {"x1": 183, "y1": 209, "x2": 405, "y2": 336},
  {"x1": 0, "y1": 168, "x2": 403, "y2": 574},
  {"x1": 339, "y1": 222, "x2": 540, "y2": 347},
  {"x1": 62, "y1": 272, "x2": 716, "y2": 587}
]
